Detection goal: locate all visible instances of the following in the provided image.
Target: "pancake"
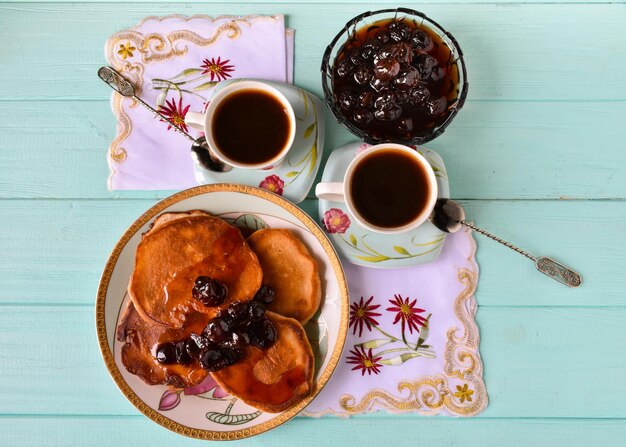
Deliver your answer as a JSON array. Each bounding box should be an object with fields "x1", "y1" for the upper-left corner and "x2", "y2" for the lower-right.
[
  {"x1": 149, "y1": 209, "x2": 209, "y2": 231},
  {"x1": 116, "y1": 300, "x2": 209, "y2": 388},
  {"x1": 247, "y1": 229, "x2": 321, "y2": 324},
  {"x1": 129, "y1": 212, "x2": 263, "y2": 328},
  {"x1": 210, "y1": 311, "x2": 315, "y2": 413}
]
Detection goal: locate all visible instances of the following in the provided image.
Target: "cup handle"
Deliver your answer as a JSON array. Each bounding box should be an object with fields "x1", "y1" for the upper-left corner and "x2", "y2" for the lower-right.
[
  {"x1": 315, "y1": 182, "x2": 345, "y2": 202},
  {"x1": 185, "y1": 111, "x2": 206, "y2": 131}
]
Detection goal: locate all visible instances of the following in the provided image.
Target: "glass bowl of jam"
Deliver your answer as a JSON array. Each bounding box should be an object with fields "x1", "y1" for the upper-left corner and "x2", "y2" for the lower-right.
[{"x1": 321, "y1": 8, "x2": 468, "y2": 144}]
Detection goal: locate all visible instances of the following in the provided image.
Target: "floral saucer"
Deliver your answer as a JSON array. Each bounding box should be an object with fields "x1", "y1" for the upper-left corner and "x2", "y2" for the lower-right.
[
  {"x1": 318, "y1": 142, "x2": 450, "y2": 268},
  {"x1": 192, "y1": 79, "x2": 324, "y2": 204}
]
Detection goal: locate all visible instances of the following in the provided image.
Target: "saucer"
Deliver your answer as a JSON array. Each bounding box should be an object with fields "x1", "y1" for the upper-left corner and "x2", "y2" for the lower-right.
[
  {"x1": 318, "y1": 142, "x2": 450, "y2": 268},
  {"x1": 192, "y1": 80, "x2": 325, "y2": 204}
]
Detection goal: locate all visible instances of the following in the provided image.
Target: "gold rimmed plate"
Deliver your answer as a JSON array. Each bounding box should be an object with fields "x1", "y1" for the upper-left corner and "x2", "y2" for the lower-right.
[{"x1": 95, "y1": 184, "x2": 349, "y2": 440}]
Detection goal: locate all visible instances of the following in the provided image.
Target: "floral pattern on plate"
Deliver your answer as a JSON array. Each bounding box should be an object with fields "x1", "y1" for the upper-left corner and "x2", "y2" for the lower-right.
[
  {"x1": 113, "y1": 207, "x2": 332, "y2": 427},
  {"x1": 98, "y1": 185, "x2": 347, "y2": 439}
]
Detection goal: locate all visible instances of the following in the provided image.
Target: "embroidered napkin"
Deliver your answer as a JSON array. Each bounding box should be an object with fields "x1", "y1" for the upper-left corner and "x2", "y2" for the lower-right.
[
  {"x1": 303, "y1": 228, "x2": 488, "y2": 417},
  {"x1": 104, "y1": 15, "x2": 294, "y2": 190}
]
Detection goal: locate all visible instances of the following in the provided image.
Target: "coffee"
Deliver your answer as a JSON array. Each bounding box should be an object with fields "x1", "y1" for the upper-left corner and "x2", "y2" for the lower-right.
[
  {"x1": 212, "y1": 89, "x2": 292, "y2": 165},
  {"x1": 350, "y1": 149, "x2": 431, "y2": 228}
]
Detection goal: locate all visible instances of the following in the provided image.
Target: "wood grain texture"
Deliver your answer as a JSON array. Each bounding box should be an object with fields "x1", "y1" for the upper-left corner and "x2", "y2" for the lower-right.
[
  {"x1": 1, "y1": 417, "x2": 626, "y2": 446},
  {"x1": 3, "y1": 0, "x2": 620, "y2": 3},
  {"x1": 0, "y1": 4, "x2": 625, "y2": 101},
  {"x1": 1, "y1": 305, "x2": 625, "y2": 417},
  {"x1": 1, "y1": 1, "x2": 625, "y2": 444},
  {"x1": 1, "y1": 100, "x2": 625, "y2": 199},
  {"x1": 0, "y1": 199, "x2": 622, "y2": 307}
]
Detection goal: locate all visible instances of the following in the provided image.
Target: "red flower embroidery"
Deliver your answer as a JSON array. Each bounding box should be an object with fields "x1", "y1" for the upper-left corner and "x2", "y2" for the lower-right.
[
  {"x1": 386, "y1": 294, "x2": 428, "y2": 335},
  {"x1": 201, "y1": 57, "x2": 235, "y2": 81},
  {"x1": 349, "y1": 296, "x2": 381, "y2": 337},
  {"x1": 259, "y1": 175, "x2": 284, "y2": 195},
  {"x1": 158, "y1": 97, "x2": 190, "y2": 133},
  {"x1": 323, "y1": 208, "x2": 351, "y2": 234},
  {"x1": 346, "y1": 345, "x2": 383, "y2": 376}
]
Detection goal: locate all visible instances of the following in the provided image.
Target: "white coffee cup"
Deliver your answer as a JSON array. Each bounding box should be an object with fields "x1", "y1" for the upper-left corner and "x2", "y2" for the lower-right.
[
  {"x1": 315, "y1": 144, "x2": 438, "y2": 234},
  {"x1": 185, "y1": 80, "x2": 296, "y2": 170}
]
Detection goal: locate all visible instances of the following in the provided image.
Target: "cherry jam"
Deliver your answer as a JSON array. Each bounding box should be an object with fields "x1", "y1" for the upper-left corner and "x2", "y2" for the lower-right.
[{"x1": 332, "y1": 17, "x2": 460, "y2": 142}]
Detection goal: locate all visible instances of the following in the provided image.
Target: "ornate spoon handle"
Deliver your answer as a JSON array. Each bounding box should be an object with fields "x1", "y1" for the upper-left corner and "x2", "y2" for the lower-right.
[
  {"x1": 97, "y1": 66, "x2": 230, "y2": 172},
  {"x1": 460, "y1": 220, "x2": 536, "y2": 261},
  {"x1": 460, "y1": 220, "x2": 582, "y2": 288},
  {"x1": 97, "y1": 66, "x2": 195, "y2": 143}
]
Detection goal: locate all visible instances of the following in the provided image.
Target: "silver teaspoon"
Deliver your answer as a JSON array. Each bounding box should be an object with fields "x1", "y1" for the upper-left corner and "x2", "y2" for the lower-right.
[
  {"x1": 430, "y1": 199, "x2": 582, "y2": 288},
  {"x1": 97, "y1": 66, "x2": 230, "y2": 172}
]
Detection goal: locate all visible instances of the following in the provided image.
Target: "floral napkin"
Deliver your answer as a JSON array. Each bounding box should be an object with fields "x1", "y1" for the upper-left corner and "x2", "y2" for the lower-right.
[
  {"x1": 155, "y1": 225, "x2": 487, "y2": 419},
  {"x1": 104, "y1": 15, "x2": 294, "y2": 190},
  {"x1": 303, "y1": 228, "x2": 488, "y2": 417}
]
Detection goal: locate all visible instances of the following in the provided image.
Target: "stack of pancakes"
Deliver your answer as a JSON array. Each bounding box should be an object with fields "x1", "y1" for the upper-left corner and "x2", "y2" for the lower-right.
[{"x1": 116, "y1": 211, "x2": 322, "y2": 413}]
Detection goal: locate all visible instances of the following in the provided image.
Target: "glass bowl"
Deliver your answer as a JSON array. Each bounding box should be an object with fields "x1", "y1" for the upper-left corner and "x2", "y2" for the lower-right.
[{"x1": 320, "y1": 8, "x2": 468, "y2": 145}]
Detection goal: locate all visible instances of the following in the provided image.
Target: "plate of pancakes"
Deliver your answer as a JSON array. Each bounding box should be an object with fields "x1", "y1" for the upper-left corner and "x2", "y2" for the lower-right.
[{"x1": 96, "y1": 184, "x2": 349, "y2": 440}]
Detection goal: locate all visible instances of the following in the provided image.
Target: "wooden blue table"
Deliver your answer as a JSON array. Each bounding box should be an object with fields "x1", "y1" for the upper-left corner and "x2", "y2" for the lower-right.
[{"x1": 1, "y1": 1, "x2": 625, "y2": 445}]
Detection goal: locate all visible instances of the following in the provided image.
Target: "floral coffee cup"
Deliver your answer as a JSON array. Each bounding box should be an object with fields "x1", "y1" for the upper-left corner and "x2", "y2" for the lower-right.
[
  {"x1": 315, "y1": 144, "x2": 438, "y2": 234},
  {"x1": 185, "y1": 80, "x2": 296, "y2": 170}
]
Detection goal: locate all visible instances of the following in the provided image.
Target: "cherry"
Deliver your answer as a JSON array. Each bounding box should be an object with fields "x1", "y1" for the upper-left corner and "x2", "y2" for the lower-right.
[
  {"x1": 374, "y1": 104, "x2": 402, "y2": 121},
  {"x1": 375, "y1": 29, "x2": 391, "y2": 44},
  {"x1": 175, "y1": 341, "x2": 193, "y2": 364},
  {"x1": 185, "y1": 337, "x2": 202, "y2": 358},
  {"x1": 409, "y1": 83, "x2": 431, "y2": 106},
  {"x1": 353, "y1": 108, "x2": 374, "y2": 125},
  {"x1": 374, "y1": 58, "x2": 400, "y2": 82},
  {"x1": 387, "y1": 42, "x2": 413, "y2": 66},
  {"x1": 353, "y1": 67, "x2": 372, "y2": 86},
  {"x1": 370, "y1": 78, "x2": 389, "y2": 92},
  {"x1": 394, "y1": 67, "x2": 420, "y2": 90},
  {"x1": 360, "y1": 42, "x2": 380, "y2": 61},
  {"x1": 203, "y1": 318, "x2": 231, "y2": 343},
  {"x1": 425, "y1": 96, "x2": 448, "y2": 117},
  {"x1": 192, "y1": 276, "x2": 227, "y2": 307},
  {"x1": 223, "y1": 331, "x2": 249, "y2": 350},
  {"x1": 414, "y1": 54, "x2": 438, "y2": 80},
  {"x1": 247, "y1": 301, "x2": 265, "y2": 320},
  {"x1": 335, "y1": 58, "x2": 354, "y2": 78},
  {"x1": 246, "y1": 318, "x2": 277, "y2": 349},
  {"x1": 410, "y1": 29, "x2": 434, "y2": 52},
  {"x1": 226, "y1": 301, "x2": 250, "y2": 327},
  {"x1": 397, "y1": 117, "x2": 414, "y2": 133},
  {"x1": 155, "y1": 342, "x2": 176, "y2": 364},
  {"x1": 338, "y1": 90, "x2": 357, "y2": 111},
  {"x1": 198, "y1": 347, "x2": 222, "y2": 371},
  {"x1": 253, "y1": 285, "x2": 275, "y2": 305},
  {"x1": 388, "y1": 20, "x2": 411, "y2": 42},
  {"x1": 198, "y1": 346, "x2": 243, "y2": 372},
  {"x1": 190, "y1": 332, "x2": 210, "y2": 349},
  {"x1": 358, "y1": 90, "x2": 374, "y2": 107},
  {"x1": 431, "y1": 65, "x2": 447, "y2": 82}
]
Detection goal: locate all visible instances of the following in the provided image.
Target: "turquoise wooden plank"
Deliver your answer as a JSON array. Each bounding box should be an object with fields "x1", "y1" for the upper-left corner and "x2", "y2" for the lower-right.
[
  {"x1": 1, "y1": 4, "x2": 625, "y2": 100},
  {"x1": 0, "y1": 199, "x2": 621, "y2": 306},
  {"x1": 3, "y1": 0, "x2": 620, "y2": 3},
  {"x1": 1, "y1": 100, "x2": 625, "y2": 199},
  {"x1": 1, "y1": 1, "x2": 624, "y2": 444},
  {"x1": 2, "y1": 416, "x2": 626, "y2": 446},
  {"x1": 1, "y1": 305, "x2": 625, "y2": 417}
]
